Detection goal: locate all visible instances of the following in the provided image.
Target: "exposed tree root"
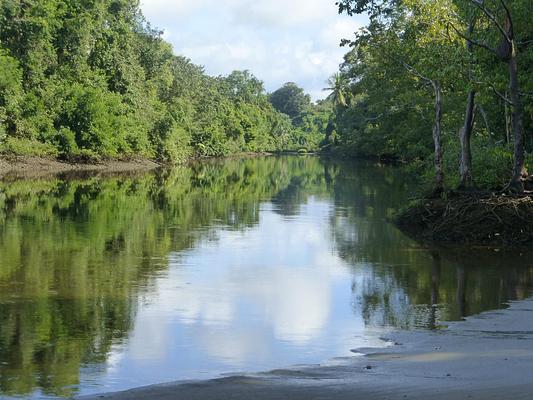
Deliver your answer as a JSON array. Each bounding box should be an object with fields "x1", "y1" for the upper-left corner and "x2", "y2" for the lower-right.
[{"x1": 395, "y1": 191, "x2": 533, "y2": 246}]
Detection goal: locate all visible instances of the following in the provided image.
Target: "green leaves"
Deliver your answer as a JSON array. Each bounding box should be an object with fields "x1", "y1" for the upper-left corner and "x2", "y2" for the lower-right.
[
  {"x1": 335, "y1": 0, "x2": 533, "y2": 188},
  {"x1": 0, "y1": 0, "x2": 313, "y2": 161},
  {"x1": 0, "y1": 50, "x2": 22, "y2": 142},
  {"x1": 269, "y1": 82, "x2": 312, "y2": 124}
]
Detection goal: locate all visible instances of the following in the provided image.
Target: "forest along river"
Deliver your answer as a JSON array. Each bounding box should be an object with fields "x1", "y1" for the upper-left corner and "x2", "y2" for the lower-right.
[{"x1": 1, "y1": 156, "x2": 533, "y2": 399}]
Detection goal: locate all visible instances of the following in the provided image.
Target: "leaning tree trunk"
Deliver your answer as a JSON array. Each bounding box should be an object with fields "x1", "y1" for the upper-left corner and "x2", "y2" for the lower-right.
[
  {"x1": 504, "y1": 94, "x2": 511, "y2": 144},
  {"x1": 508, "y1": 42, "x2": 527, "y2": 192},
  {"x1": 459, "y1": 21, "x2": 476, "y2": 190},
  {"x1": 432, "y1": 81, "x2": 444, "y2": 193},
  {"x1": 459, "y1": 90, "x2": 476, "y2": 189}
]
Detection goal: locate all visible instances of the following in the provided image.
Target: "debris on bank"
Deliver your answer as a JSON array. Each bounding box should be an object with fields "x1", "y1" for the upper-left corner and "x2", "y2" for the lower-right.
[{"x1": 395, "y1": 192, "x2": 533, "y2": 246}]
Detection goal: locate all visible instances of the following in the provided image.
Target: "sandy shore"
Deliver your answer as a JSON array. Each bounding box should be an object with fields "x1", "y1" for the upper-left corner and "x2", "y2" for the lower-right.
[
  {"x1": 79, "y1": 299, "x2": 533, "y2": 400},
  {"x1": 0, "y1": 156, "x2": 161, "y2": 179}
]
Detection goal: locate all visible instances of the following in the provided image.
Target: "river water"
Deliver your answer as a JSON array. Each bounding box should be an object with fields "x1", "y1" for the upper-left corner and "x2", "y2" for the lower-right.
[{"x1": 1, "y1": 156, "x2": 532, "y2": 398}]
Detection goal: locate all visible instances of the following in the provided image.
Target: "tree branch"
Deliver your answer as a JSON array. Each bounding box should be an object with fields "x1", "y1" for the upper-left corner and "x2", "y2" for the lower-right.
[
  {"x1": 400, "y1": 61, "x2": 433, "y2": 84},
  {"x1": 477, "y1": 104, "x2": 492, "y2": 136},
  {"x1": 448, "y1": 22, "x2": 499, "y2": 56},
  {"x1": 518, "y1": 39, "x2": 533, "y2": 46},
  {"x1": 364, "y1": 114, "x2": 384, "y2": 122},
  {"x1": 499, "y1": 0, "x2": 513, "y2": 38},
  {"x1": 469, "y1": 0, "x2": 511, "y2": 42},
  {"x1": 493, "y1": 89, "x2": 513, "y2": 105},
  {"x1": 480, "y1": 82, "x2": 513, "y2": 105}
]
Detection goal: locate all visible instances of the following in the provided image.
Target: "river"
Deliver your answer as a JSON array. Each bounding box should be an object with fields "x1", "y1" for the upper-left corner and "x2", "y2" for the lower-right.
[{"x1": 1, "y1": 156, "x2": 532, "y2": 398}]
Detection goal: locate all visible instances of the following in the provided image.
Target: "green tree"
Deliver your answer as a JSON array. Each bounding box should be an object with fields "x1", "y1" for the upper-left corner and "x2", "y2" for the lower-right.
[
  {"x1": 269, "y1": 82, "x2": 312, "y2": 124},
  {"x1": 325, "y1": 73, "x2": 349, "y2": 108},
  {"x1": 0, "y1": 0, "x2": 321, "y2": 161},
  {"x1": 335, "y1": 0, "x2": 533, "y2": 191},
  {"x1": 0, "y1": 50, "x2": 22, "y2": 142}
]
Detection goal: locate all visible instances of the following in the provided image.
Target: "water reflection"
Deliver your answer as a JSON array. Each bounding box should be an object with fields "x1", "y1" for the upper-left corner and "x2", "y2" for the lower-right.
[{"x1": 0, "y1": 156, "x2": 532, "y2": 398}]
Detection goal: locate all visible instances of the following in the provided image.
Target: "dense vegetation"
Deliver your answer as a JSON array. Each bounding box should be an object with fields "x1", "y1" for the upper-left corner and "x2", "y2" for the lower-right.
[
  {"x1": 0, "y1": 0, "x2": 329, "y2": 162},
  {"x1": 332, "y1": 0, "x2": 533, "y2": 191}
]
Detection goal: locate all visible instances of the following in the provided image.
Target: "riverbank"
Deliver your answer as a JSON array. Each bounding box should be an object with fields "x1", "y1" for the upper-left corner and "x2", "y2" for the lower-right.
[
  {"x1": 80, "y1": 298, "x2": 533, "y2": 400},
  {"x1": 0, "y1": 155, "x2": 162, "y2": 178},
  {"x1": 0, "y1": 153, "x2": 281, "y2": 179},
  {"x1": 395, "y1": 192, "x2": 533, "y2": 246}
]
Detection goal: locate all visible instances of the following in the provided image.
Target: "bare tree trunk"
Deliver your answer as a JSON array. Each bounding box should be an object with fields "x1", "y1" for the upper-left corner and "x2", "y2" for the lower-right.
[
  {"x1": 505, "y1": 94, "x2": 511, "y2": 144},
  {"x1": 504, "y1": 92, "x2": 511, "y2": 144},
  {"x1": 508, "y1": 42, "x2": 527, "y2": 192},
  {"x1": 458, "y1": 1, "x2": 527, "y2": 191},
  {"x1": 459, "y1": 21, "x2": 476, "y2": 190},
  {"x1": 396, "y1": 62, "x2": 444, "y2": 194},
  {"x1": 459, "y1": 90, "x2": 476, "y2": 189},
  {"x1": 432, "y1": 81, "x2": 444, "y2": 193}
]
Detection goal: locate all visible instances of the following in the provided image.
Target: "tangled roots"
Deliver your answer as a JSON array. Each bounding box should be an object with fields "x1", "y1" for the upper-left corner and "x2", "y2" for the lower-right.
[{"x1": 395, "y1": 192, "x2": 533, "y2": 246}]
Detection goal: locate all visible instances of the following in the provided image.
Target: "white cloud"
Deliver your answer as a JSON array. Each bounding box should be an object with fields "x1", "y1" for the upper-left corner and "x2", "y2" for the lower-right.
[
  {"x1": 97, "y1": 200, "x2": 394, "y2": 389},
  {"x1": 123, "y1": 200, "x2": 348, "y2": 366},
  {"x1": 140, "y1": 0, "x2": 207, "y2": 21},
  {"x1": 140, "y1": 0, "x2": 367, "y2": 100},
  {"x1": 232, "y1": 0, "x2": 335, "y2": 27},
  {"x1": 319, "y1": 19, "x2": 358, "y2": 47}
]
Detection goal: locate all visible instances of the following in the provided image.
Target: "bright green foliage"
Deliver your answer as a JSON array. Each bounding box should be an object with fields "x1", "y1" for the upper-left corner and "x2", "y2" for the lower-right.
[
  {"x1": 0, "y1": 0, "x2": 324, "y2": 161},
  {"x1": 269, "y1": 82, "x2": 312, "y2": 124},
  {"x1": 0, "y1": 50, "x2": 22, "y2": 142},
  {"x1": 335, "y1": 0, "x2": 533, "y2": 189},
  {"x1": 325, "y1": 73, "x2": 349, "y2": 108},
  {"x1": 269, "y1": 82, "x2": 335, "y2": 152}
]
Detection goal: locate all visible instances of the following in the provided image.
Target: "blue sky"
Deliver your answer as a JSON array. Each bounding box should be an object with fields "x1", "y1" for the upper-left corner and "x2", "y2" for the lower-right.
[{"x1": 139, "y1": 0, "x2": 368, "y2": 100}]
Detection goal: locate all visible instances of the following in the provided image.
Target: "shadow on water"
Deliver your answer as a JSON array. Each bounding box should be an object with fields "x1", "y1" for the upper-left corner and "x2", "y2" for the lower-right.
[{"x1": 0, "y1": 156, "x2": 532, "y2": 398}]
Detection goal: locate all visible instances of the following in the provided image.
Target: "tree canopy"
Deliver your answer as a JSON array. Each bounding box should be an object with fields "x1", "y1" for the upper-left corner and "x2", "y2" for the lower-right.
[
  {"x1": 0, "y1": 0, "x2": 328, "y2": 161},
  {"x1": 269, "y1": 82, "x2": 312, "y2": 124},
  {"x1": 332, "y1": 0, "x2": 533, "y2": 191}
]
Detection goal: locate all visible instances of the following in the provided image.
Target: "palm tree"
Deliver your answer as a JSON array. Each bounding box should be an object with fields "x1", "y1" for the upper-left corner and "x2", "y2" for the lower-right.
[{"x1": 324, "y1": 73, "x2": 349, "y2": 108}]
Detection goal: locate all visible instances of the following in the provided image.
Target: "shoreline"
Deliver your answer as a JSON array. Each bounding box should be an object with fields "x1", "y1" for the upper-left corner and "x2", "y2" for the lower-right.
[
  {"x1": 0, "y1": 152, "x2": 282, "y2": 180},
  {"x1": 395, "y1": 192, "x2": 533, "y2": 246},
  {"x1": 0, "y1": 153, "x2": 391, "y2": 181},
  {"x1": 0, "y1": 156, "x2": 162, "y2": 179},
  {"x1": 79, "y1": 298, "x2": 533, "y2": 400}
]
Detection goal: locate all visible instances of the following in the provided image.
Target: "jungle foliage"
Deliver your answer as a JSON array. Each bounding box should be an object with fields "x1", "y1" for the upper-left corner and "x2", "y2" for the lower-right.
[
  {"x1": 0, "y1": 0, "x2": 327, "y2": 162},
  {"x1": 333, "y1": 0, "x2": 533, "y2": 191}
]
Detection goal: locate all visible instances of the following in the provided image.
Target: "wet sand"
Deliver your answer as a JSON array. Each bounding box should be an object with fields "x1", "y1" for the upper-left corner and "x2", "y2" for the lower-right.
[{"x1": 80, "y1": 299, "x2": 533, "y2": 400}]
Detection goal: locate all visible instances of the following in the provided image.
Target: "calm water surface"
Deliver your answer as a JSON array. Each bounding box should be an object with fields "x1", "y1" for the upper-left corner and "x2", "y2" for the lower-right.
[{"x1": 1, "y1": 156, "x2": 533, "y2": 398}]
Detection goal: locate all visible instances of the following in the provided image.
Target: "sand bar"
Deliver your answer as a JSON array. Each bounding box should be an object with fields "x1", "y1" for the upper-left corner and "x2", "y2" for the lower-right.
[{"x1": 79, "y1": 298, "x2": 533, "y2": 400}]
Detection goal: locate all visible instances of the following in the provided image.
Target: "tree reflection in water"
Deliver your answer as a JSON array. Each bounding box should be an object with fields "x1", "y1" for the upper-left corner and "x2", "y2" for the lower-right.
[{"x1": 0, "y1": 156, "x2": 532, "y2": 398}]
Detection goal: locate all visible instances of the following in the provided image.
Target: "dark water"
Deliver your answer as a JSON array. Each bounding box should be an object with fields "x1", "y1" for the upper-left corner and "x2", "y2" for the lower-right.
[{"x1": 1, "y1": 156, "x2": 532, "y2": 399}]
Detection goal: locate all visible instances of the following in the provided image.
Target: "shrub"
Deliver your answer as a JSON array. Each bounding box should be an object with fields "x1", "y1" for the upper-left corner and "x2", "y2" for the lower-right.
[{"x1": 0, "y1": 137, "x2": 58, "y2": 158}]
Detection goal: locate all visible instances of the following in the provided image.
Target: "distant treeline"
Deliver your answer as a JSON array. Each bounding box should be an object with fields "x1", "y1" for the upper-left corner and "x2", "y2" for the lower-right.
[
  {"x1": 0, "y1": 0, "x2": 331, "y2": 162},
  {"x1": 331, "y1": 0, "x2": 533, "y2": 191}
]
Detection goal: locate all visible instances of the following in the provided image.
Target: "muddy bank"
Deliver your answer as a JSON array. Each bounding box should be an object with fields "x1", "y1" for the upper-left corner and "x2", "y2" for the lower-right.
[
  {"x1": 0, "y1": 156, "x2": 162, "y2": 179},
  {"x1": 79, "y1": 298, "x2": 533, "y2": 400},
  {"x1": 0, "y1": 153, "x2": 280, "y2": 179},
  {"x1": 395, "y1": 192, "x2": 533, "y2": 246}
]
